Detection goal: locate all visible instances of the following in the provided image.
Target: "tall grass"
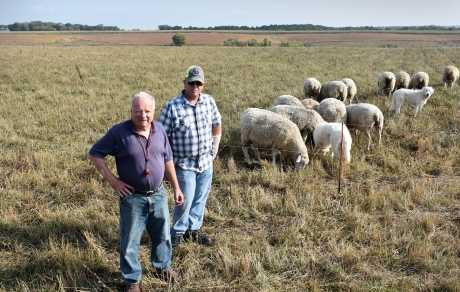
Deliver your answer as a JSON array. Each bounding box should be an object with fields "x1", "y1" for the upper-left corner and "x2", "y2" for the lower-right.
[{"x1": 0, "y1": 42, "x2": 459, "y2": 291}]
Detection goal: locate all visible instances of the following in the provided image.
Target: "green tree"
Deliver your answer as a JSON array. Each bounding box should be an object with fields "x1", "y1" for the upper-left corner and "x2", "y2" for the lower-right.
[{"x1": 172, "y1": 33, "x2": 186, "y2": 46}]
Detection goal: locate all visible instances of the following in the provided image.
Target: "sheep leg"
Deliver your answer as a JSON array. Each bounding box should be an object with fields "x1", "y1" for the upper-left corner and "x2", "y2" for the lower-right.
[
  {"x1": 252, "y1": 145, "x2": 261, "y2": 161},
  {"x1": 242, "y1": 147, "x2": 252, "y2": 165},
  {"x1": 365, "y1": 131, "x2": 371, "y2": 151},
  {"x1": 280, "y1": 150, "x2": 285, "y2": 165},
  {"x1": 271, "y1": 149, "x2": 278, "y2": 167},
  {"x1": 375, "y1": 127, "x2": 382, "y2": 146},
  {"x1": 301, "y1": 132, "x2": 308, "y2": 142},
  {"x1": 312, "y1": 145, "x2": 320, "y2": 155}
]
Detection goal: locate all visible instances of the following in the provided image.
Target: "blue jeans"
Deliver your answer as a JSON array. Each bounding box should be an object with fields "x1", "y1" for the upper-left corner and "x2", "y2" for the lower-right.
[
  {"x1": 171, "y1": 167, "x2": 213, "y2": 236},
  {"x1": 119, "y1": 184, "x2": 172, "y2": 285}
]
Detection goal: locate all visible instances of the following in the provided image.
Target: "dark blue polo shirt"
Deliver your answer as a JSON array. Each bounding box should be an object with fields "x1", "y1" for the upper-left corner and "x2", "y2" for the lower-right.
[{"x1": 89, "y1": 120, "x2": 172, "y2": 192}]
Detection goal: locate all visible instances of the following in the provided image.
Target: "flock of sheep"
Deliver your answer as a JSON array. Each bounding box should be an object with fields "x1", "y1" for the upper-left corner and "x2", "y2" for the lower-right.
[{"x1": 239, "y1": 65, "x2": 459, "y2": 170}]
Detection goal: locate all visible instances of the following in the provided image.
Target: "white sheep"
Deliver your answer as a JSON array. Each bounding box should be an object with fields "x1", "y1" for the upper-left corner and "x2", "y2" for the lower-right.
[
  {"x1": 441, "y1": 65, "x2": 459, "y2": 89},
  {"x1": 312, "y1": 122, "x2": 352, "y2": 163},
  {"x1": 240, "y1": 108, "x2": 309, "y2": 171},
  {"x1": 341, "y1": 78, "x2": 357, "y2": 104},
  {"x1": 408, "y1": 71, "x2": 429, "y2": 89},
  {"x1": 316, "y1": 98, "x2": 347, "y2": 123},
  {"x1": 270, "y1": 105, "x2": 325, "y2": 142},
  {"x1": 301, "y1": 98, "x2": 320, "y2": 111},
  {"x1": 317, "y1": 81, "x2": 348, "y2": 103},
  {"x1": 377, "y1": 72, "x2": 396, "y2": 97},
  {"x1": 302, "y1": 78, "x2": 322, "y2": 99},
  {"x1": 273, "y1": 94, "x2": 304, "y2": 107},
  {"x1": 346, "y1": 103, "x2": 384, "y2": 150},
  {"x1": 389, "y1": 86, "x2": 435, "y2": 116},
  {"x1": 394, "y1": 71, "x2": 410, "y2": 90}
]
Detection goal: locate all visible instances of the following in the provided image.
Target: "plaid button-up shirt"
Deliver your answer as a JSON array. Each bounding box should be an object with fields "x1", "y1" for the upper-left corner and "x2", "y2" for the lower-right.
[{"x1": 158, "y1": 90, "x2": 222, "y2": 172}]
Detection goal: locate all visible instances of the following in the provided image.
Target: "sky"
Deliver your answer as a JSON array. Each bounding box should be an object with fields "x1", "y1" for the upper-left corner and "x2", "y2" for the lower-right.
[{"x1": 2, "y1": 0, "x2": 459, "y2": 30}]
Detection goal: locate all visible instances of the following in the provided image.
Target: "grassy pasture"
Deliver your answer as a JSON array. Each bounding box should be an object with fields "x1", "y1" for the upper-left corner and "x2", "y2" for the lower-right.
[{"x1": 0, "y1": 38, "x2": 460, "y2": 291}]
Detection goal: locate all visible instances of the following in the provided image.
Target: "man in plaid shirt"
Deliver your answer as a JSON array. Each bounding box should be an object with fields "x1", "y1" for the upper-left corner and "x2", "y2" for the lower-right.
[{"x1": 158, "y1": 65, "x2": 222, "y2": 248}]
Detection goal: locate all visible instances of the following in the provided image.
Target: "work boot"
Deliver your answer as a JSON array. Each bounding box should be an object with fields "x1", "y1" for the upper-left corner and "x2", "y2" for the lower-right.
[
  {"x1": 184, "y1": 229, "x2": 213, "y2": 245},
  {"x1": 171, "y1": 234, "x2": 185, "y2": 249},
  {"x1": 125, "y1": 283, "x2": 141, "y2": 292}
]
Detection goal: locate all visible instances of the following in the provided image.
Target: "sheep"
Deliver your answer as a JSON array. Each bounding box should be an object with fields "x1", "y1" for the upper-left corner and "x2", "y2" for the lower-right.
[
  {"x1": 377, "y1": 72, "x2": 396, "y2": 97},
  {"x1": 408, "y1": 71, "x2": 429, "y2": 89},
  {"x1": 316, "y1": 98, "x2": 347, "y2": 123},
  {"x1": 240, "y1": 108, "x2": 309, "y2": 171},
  {"x1": 312, "y1": 122, "x2": 352, "y2": 163},
  {"x1": 302, "y1": 78, "x2": 322, "y2": 99},
  {"x1": 394, "y1": 71, "x2": 410, "y2": 90},
  {"x1": 341, "y1": 78, "x2": 357, "y2": 104},
  {"x1": 345, "y1": 103, "x2": 384, "y2": 150},
  {"x1": 389, "y1": 86, "x2": 434, "y2": 116},
  {"x1": 441, "y1": 65, "x2": 459, "y2": 89},
  {"x1": 273, "y1": 94, "x2": 304, "y2": 107},
  {"x1": 317, "y1": 81, "x2": 348, "y2": 103},
  {"x1": 301, "y1": 98, "x2": 319, "y2": 111},
  {"x1": 270, "y1": 104, "x2": 325, "y2": 142}
]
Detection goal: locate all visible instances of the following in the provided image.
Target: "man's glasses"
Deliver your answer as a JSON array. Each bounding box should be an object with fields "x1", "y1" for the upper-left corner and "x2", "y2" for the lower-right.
[{"x1": 188, "y1": 81, "x2": 203, "y2": 86}]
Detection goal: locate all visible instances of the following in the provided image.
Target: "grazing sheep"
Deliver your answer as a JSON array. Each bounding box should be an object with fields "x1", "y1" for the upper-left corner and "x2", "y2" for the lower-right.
[
  {"x1": 318, "y1": 81, "x2": 348, "y2": 103},
  {"x1": 377, "y1": 72, "x2": 396, "y2": 97},
  {"x1": 302, "y1": 78, "x2": 322, "y2": 99},
  {"x1": 394, "y1": 71, "x2": 410, "y2": 90},
  {"x1": 341, "y1": 78, "x2": 357, "y2": 104},
  {"x1": 441, "y1": 65, "x2": 459, "y2": 89},
  {"x1": 312, "y1": 122, "x2": 352, "y2": 163},
  {"x1": 346, "y1": 103, "x2": 384, "y2": 150},
  {"x1": 270, "y1": 105, "x2": 325, "y2": 142},
  {"x1": 240, "y1": 108, "x2": 309, "y2": 170},
  {"x1": 408, "y1": 71, "x2": 429, "y2": 89},
  {"x1": 389, "y1": 86, "x2": 434, "y2": 116},
  {"x1": 316, "y1": 98, "x2": 347, "y2": 123},
  {"x1": 301, "y1": 98, "x2": 320, "y2": 111},
  {"x1": 274, "y1": 94, "x2": 304, "y2": 107}
]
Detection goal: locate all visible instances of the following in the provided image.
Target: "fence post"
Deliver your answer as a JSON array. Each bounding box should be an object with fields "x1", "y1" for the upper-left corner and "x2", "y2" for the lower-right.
[{"x1": 338, "y1": 122, "x2": 344, "y2": 193}]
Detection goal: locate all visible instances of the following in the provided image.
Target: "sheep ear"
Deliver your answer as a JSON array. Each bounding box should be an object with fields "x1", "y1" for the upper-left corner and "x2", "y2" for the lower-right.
[{"x1": 296, "y1": 154, "x2": 301, "y2": 163}]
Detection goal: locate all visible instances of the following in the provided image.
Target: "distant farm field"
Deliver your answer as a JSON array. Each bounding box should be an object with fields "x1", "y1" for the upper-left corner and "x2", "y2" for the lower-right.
[{"x1": 2, "y1": 31, "x2": 460, "y2": 47}]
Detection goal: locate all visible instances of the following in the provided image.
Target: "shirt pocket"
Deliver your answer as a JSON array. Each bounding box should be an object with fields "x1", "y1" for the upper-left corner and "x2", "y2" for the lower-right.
[{"x1": 174, "y1": 115, "x2": 190, "y2": 135}]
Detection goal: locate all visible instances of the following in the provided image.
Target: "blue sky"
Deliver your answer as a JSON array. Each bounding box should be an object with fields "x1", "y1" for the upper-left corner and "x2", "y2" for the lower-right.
[{"x1": 2, "y1": 0, "x2": 459, "y2": 30}]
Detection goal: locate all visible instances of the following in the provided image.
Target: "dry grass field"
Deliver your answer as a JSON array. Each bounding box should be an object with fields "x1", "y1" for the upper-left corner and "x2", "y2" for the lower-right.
[{"x1": 0, "y1": 31, "x2": 460, "y2": 291}]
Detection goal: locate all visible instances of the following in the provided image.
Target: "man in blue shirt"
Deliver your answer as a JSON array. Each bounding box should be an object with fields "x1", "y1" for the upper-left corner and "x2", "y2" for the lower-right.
[
  {"x1": 89, "y1": 92, "x2": 184, "y2": 291},
  {"x1": 158, "y1": 66, "x2": 222, "y2": 248}
]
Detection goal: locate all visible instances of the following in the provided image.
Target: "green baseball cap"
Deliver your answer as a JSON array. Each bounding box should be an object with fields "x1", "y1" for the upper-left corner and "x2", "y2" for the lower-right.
[{"x1": 185, "y1": 66, "x2": 204, "y2": 83}]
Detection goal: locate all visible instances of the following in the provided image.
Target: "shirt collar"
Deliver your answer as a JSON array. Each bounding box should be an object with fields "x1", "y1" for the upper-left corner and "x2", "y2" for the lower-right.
[
  {"x1": 180, "y1": 89, "x2": 202, "y2": 105},
  {"x1": 130, "y1": 120, "x2": 156, "y2": 134}
]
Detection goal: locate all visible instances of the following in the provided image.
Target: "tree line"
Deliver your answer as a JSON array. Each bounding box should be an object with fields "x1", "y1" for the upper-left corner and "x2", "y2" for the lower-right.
[
  {"x1": 0, "y1": 21, "x2": 120, "y2": 31},
  {"x1": 158, "y1": 24, "x2": 458, "y2": 31},
  {"x1": 1, "y1": 22, "x2": 456, "y2": 32}
]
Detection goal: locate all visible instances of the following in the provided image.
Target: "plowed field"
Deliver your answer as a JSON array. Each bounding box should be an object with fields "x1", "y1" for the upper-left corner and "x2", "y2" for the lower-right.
[{"x1": 1, "y1": 31, "x2": 460, "y2": 46}]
